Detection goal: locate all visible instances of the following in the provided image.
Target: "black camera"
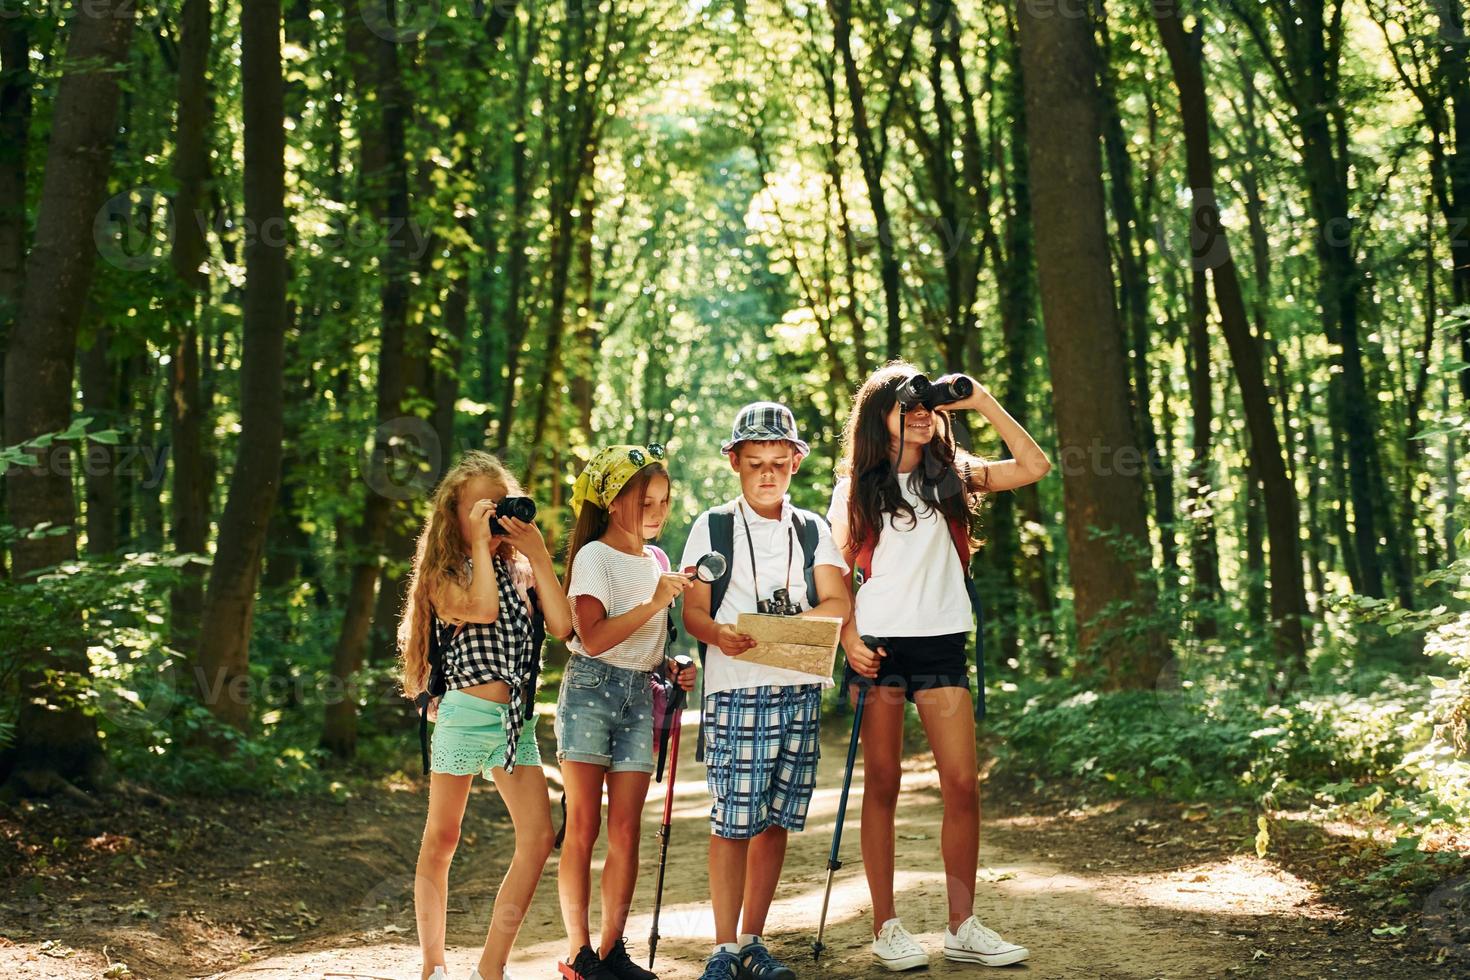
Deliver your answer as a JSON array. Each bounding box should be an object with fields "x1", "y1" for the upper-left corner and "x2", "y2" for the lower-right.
[
  {"x1": 489, "y1": 496, "x2": 537, "y2": 535},
  {"x1": 757, "y1": 587, "x2": 802, "y2": 617},
  {"x1": 896, "y1": 373, "x2": 974, "y2": 412}
]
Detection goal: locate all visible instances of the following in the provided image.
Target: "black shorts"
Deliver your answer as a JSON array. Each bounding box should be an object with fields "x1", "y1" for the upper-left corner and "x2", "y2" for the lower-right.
[{"x1": 842, "y1": 632, "x2": 971, "y2": 701}]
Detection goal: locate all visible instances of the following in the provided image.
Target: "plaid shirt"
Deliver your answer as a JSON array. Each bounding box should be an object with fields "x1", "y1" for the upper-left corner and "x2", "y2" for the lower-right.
[{"x1": 435, "y1": 554, "x2": 538, "y2": 770}]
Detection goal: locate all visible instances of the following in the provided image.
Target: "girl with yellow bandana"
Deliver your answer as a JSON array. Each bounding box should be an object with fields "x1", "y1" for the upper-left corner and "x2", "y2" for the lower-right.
[{"x1": 556, "y1": 444, "x2": 698, "y2": 980}]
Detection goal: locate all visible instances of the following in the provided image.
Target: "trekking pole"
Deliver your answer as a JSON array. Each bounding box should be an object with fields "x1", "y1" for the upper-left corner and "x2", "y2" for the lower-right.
[
  {"x1": 813, "y1": 636, "x2": 883, "y2": 962},
  {"x1": 648, "y1": 654, "x2": 695, "y2": 969}
]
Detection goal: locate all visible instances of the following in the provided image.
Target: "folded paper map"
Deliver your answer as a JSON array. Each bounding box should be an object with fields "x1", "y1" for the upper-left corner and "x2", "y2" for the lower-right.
[{"x1": 734, "y1": 613, "x2": 844, "y2": 679}]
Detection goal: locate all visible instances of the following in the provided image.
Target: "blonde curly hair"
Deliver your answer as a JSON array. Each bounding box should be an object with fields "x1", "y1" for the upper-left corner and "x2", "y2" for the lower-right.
[{"x1": 398, "y1": 451, "x2": 526, "y2": 698}]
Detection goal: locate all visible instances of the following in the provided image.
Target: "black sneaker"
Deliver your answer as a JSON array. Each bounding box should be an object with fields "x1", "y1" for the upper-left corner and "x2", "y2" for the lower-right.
[
  {"x1": 600, "y1": 937, "x2": 658, "y2": 980},
  {"x1": 740, "y1": 940, "x2": 795, "y2": 980},
  {"x1": 559, "y1": 945, "x2": 617, "y2": 980}
]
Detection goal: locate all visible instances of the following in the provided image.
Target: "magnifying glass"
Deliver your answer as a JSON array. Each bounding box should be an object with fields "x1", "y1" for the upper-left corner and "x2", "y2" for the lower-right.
[{"x1": 691, "y1": 552, "x2": 728, "y2": 584}]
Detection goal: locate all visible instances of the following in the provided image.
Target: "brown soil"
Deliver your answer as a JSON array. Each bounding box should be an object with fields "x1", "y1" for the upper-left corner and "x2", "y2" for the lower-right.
[{"x1": 0, "y1": 716, "x2": 1457, "y2": 979}]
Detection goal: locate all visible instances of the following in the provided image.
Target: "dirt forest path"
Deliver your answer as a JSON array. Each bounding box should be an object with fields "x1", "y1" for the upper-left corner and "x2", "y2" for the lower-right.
[{"x1": 2, "y1": 709, "x2": 1437, "y2": 980}]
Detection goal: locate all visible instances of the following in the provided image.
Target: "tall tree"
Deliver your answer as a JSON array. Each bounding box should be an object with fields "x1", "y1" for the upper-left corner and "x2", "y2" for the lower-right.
[
  {"x1": 1017, "y1": 0, "x2": 1168, "y2": 685},
  {"x1": 1228, "y1": 0, "x2": 1408, "y2": 603},
  {"x1": 0, "y1": 13, "x2": 30, "y2": 560},
  {"x1": 168, "y1": 0, "x2": 214, "y2": 659},
  {"x1": 193, "y1": 0, "x2": 287, "y2": 732},
  {"x1": 322, "y1": 2, "x2": 418, "y2": 757},
  {"x1": 1155, "y1": 0, "x2": 1309, "y2": 670},
  {"x1": 827, "y1": 0, "x2": 910, "y2": 360},
  {"x1": 2, "y1": 0, "x2": 138, "y2": 793}
]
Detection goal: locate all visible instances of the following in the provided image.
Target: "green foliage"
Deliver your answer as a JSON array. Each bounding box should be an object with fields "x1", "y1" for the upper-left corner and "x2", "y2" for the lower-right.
[{"x1": 987, "y1": 676, "x2": 1423, "y2": 804}]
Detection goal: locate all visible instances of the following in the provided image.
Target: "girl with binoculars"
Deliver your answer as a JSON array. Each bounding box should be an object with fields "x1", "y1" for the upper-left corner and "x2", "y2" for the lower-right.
[{"x1": 829, "y1": 362, "x2": 1052, "y2": 971}]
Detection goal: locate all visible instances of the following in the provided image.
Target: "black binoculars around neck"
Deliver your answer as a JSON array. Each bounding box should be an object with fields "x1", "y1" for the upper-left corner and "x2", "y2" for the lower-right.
[
  {"x1": 896, "y1": 373, "x2": 974, "y2": 412},
  {"x1": 489, "y1": 496, "x2": 537, "y2": 535},
  {"x1": 758, "y1": 587, "x2": 802, "y2": 617}
]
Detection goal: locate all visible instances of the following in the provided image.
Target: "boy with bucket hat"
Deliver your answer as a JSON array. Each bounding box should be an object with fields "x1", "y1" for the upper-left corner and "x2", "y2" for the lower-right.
[{"x1": 680, "y1": 402, "x2": 851, "y2": 980}]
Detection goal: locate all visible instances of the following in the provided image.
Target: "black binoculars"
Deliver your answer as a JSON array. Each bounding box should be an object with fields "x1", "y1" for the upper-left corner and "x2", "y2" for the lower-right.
[
  {"x1": 489, "y1": 496, "x2": 537, "y2": 535},
  {"x1": 896, "y1": 373, "x2": 974, "y2": 412},
  {"x1": 758, "y1": 587, "x2": 803, "y2": 617}
]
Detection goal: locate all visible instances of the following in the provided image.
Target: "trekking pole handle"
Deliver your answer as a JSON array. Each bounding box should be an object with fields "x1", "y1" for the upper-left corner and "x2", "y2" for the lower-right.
[{"x1": 668, "y1": 654, "x2": 695, "y2": 712}]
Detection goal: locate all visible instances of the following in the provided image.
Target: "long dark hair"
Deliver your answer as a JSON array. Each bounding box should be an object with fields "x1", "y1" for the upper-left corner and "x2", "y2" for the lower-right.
[
  {"x1": 563, "y1": 462, "x2": 669, "y2": 582},
  {"x1": 837, "y1": 361, "x2": 982, "y2": 554}
]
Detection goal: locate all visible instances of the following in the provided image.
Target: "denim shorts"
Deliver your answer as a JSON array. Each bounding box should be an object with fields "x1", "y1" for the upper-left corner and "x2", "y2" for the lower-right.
[
  {"x1": 431, "y1": 689, "x2": 542, "y2": 778},
  {"x1": 702, "y1": 684, "x2": 822, "y2": 839},
  {"x1": 555, "y1": 654, "x2": 656, "y2": 774}
]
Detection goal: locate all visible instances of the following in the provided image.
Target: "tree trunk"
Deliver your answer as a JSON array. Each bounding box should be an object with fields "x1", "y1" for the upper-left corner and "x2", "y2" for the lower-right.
[
  {"x1": 194, "y1": 0, "x2": 287, "y2": 733},
  {"x1": 1095, "y1": 1, "x2": 1177, "y2": 572},
  {"x1": 2, "y1": 0, "x2": 136, "y2": 794},
  {"x1": 0, "y1": 14, "x2": 30, "y2": 575},
  {"x1": 1185, "y1": 266, "x2": 1219, "y2": 638},
  {"x1": 1433, "y1": 0, "x2": 1470, "y2": 400},
  {"x1": 168, "y1": 0, "x2": 213, "y2": 658},
  {"x1": 322, "y1": 4, "x2": 415, "y2": 758},
  {"x1": 1155, "y1": 1, "x2": 1308, "y2": 670},
  {"x1": 493, "y1": 12, "x2": 539, "y2": 454},
  {"x1": 79, "y1": 330, "x2": 121, "y2": 555},
  {"x1": 828, "y1": 0, "x2": 902, "y2": 358},
  {"x1": 1017, "y1": 0, "x2": 1167, "y2": 685}
]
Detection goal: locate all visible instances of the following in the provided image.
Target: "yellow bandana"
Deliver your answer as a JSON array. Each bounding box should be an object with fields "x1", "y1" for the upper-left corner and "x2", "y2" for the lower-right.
[{"x1": 570, "y1": 443, "x2": 669, "y2": 516}]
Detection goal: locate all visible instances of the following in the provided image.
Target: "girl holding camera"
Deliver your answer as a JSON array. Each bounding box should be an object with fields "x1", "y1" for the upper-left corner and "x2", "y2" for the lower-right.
[
  {"x1": 556, "y1": 444, "x2": 698, "y2": 980},
  {"x1": 399, "y1": 450, "x2": 574, "y2": 980},
  {"x1": 827, "y1": 362, "x2": 1051, "y2": 971}
]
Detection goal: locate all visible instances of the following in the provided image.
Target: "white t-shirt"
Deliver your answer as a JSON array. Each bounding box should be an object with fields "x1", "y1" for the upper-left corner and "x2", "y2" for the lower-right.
[
  {"x1": 827, "y1": 476, "x2": 974, "y2": 639},
  {"x1": 566, "y1": 540, "x2": 668, "y2": 672},
  {"x1": 679, "y1": 495, "x2": 848, "y2": 696}
]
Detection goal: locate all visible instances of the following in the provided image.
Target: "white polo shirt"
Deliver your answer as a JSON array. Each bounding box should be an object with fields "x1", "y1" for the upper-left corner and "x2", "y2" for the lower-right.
[{"x1": 679, "y1": 495, "x2": 848, "y2": 696}]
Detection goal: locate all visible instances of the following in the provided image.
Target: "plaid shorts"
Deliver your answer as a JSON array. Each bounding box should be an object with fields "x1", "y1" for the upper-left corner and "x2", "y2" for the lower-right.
[{"x1": 702, "y1": 684, "x2": 822, "y2": 839}]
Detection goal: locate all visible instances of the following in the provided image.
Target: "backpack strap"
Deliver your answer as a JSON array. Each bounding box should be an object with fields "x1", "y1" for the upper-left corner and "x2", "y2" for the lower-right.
[
  {"x1": 525, "y1": 585, "x2": 546, "y2": 721},
  {"x1": 789, "y1": 509, "x2": 823, "y2": 609},
  {"x1": 647, "y1": 544, "x2": 680, "y2": 653},
  {"x1": 695, "y1": 505, "x2": 737, "y2": 763},
  {"x1": 418, "y1": 612, "x2": 451, "y2": 776}
]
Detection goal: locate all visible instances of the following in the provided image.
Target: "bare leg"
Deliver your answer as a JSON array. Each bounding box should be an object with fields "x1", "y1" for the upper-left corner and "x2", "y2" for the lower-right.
[
  {"x1": 914, "y1": 686, "x2": 980, "y2": 930},
  {"x1": 739, "y1": 826, "x2": 788, "y2": 937},
  {"x1": 417, "y1": 772, "x2": 475, "y2": 980},
  {"x1": 557, "y1": 760, "x2": 607, "y2": 960},
  {"x1": 709, "y1": 834, "x2": 751, "y2": 945},
  {"x1": 855, "y1": 685, "x2": 906, "y2": 936},
  {"x1": 475, "y1": 763, "x2": 556, "y2": 979},
  {"x1": 597, "y1": 770, "x2": 653, "y2": 955}
]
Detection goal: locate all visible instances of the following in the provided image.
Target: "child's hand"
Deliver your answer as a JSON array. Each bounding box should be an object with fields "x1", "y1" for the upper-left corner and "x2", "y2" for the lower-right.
[
  {"x1": 653, "y1": 572, "x2": 693, "y2": 608},
  {"x1": 667, "y1": 659, "x2": 697, "y2": 691},
  {"x1": 498, "y1": 515, "x2": 548, "y2": 561},
  {"x1": 716, "y1": 624, "x2": 757, "y2": 656},
  {"x1": 935, "y1": 373, "x2": 992, "y2": 411},
  {"x1": 425, "y1": 695, "x2": 441, "y2": 723},
  {"x1": 845, "y1": 636, "x2": 886, "y2": 679},
  {"x1": 467, "y1": 499, "x2": 499, "y2": 549}
]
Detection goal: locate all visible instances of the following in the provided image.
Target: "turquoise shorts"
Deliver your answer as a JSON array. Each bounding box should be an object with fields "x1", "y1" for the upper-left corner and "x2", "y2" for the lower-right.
[{"x1": 430, "y1": 689, "x2": 542, "y2": 777}]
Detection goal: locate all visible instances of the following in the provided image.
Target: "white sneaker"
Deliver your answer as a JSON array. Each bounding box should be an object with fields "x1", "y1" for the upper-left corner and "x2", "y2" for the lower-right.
[
  {"x1": 429, "y1": 969, "x2": 449, "y2": 980},
  {"x1": 944, "y1": 915, "x2": 1029, "y2": 966},
  {"x1": 872, "y1": 918, "x2": 929, "y2": 971}
]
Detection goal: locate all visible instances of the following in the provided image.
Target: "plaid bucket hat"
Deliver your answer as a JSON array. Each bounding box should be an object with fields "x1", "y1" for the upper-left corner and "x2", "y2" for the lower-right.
[{"x1": 720, "y1": 401, "x2": 810, "y2": 458}]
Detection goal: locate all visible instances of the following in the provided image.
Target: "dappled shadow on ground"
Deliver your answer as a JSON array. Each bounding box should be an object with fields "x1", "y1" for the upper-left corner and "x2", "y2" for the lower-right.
[{"x1": 0, "y1": 708, "x2": 1453, "y2": 979}]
